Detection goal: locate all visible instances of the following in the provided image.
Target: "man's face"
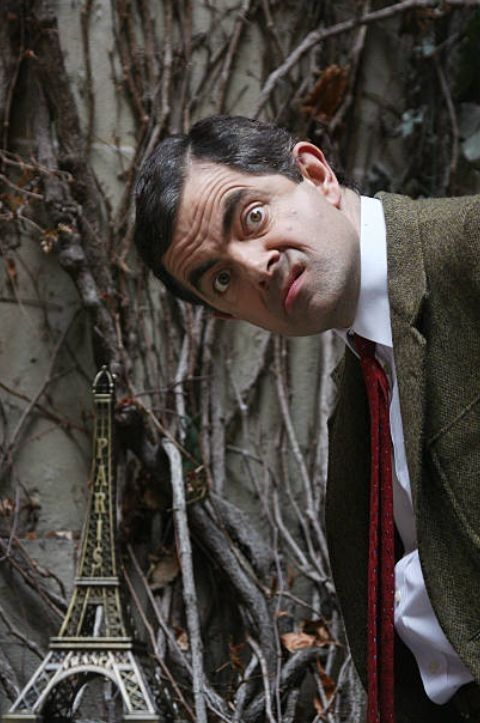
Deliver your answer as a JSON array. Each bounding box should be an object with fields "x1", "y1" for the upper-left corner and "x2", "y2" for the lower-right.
[{"x1": 162, "y1": 143, "x2": 360, "y2": 336}]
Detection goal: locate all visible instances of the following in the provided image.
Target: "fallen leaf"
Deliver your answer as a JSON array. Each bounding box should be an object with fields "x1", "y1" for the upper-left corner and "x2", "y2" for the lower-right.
[
  {"x1": 281, "y1": 632, "x2": 316, "y2": 652},
  {"x1": 0, "y1": 497, "x2": 15, "y2": 517},
  {"x1": 176, "y1": 629, "x2": 189, "y2": 651}
]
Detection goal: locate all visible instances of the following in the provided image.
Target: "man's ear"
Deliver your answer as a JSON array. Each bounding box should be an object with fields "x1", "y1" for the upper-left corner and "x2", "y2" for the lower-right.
[
  {"x1": 213, "y1": 310, "x2": 235, "y2": 320},
  {"x1": 292, "y1": 142, "x2": 341, "y2": 208}
]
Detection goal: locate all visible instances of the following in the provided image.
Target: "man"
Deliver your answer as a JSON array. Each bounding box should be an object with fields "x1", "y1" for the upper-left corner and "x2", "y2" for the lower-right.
[{"x1": 134, "y1": 115, "x2": 480, "y2": 721}]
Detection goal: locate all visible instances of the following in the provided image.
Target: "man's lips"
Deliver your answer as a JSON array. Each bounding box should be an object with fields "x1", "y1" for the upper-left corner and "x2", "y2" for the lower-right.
[{"x1": 283, "y1": 266, "x2": 304, "y2": 313}]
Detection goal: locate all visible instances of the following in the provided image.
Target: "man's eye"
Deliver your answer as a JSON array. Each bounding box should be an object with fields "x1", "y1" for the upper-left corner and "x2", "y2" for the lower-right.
[
  {"x1": 244, "y1": 205, "x2": 266, "y2": 232},
  {"x1": 213, "y1": 270, "x2": 231, "y2": 294}
]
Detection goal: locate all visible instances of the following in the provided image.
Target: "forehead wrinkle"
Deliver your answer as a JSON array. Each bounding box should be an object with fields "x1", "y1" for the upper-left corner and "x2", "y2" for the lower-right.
[
  {"x1": 168, "y1": 172, "x2": 223, "y2": 281},
  {"x1": 166, "y1": 161, "x2": 257, "y2": 289}
]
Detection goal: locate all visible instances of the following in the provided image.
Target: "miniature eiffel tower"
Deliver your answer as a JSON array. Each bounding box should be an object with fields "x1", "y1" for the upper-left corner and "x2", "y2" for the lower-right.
[{"x1": 5, "y1": 367, "x2": 160, "y2": 722}]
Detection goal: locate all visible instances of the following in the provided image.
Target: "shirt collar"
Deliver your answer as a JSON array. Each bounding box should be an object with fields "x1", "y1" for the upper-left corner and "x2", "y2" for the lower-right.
[{"x1": 337, "y1": 195, "x2": 392, "y2": 348}]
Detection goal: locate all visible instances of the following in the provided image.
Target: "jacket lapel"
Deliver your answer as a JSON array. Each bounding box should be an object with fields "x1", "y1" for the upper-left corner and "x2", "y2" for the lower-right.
[{"x1": 379, "y1": 192, "x2": 428, "y2": 508}]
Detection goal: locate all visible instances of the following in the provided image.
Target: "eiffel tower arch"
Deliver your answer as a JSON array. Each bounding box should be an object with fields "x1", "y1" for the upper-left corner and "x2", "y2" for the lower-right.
[
  {"x1": 34, "y1": 667, "x2": 124, "y2": 721},
  {"x1": 8, "y1": 651, "x2": 156, "y2": 722}
]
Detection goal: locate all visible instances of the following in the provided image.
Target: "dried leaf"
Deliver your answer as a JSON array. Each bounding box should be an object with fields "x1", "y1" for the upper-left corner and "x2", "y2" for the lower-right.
[
  {"x1": 0, "y1": 497, "x2": 15, "y2": 517},
  {"x1": 281, "y1": 632, "x2": 316, "y2": 652},
  {"x1": 25, "y1": 531, "x2": 37, "y2": 540},
  {"x1": 57, "y1": 223, "x2": 73, "y2": 235},
  {"x1": 148, "y1": 551, "x2": 179, "y2": 591},
  {"x1": 228, "y1": 641, "x2": 245, "y2": 671},
  {"x1": 314, "y1": 696, "x2": 324, "y2": 715},
  {"x1": 1, "y1": 193, "x2": 24, "y2": 212},
  {"x1": 301, "y1": 65, "x2": 350, "y2": 122},
  {"x1": 313, "y1": 663, "x2": 336, "y2": 720},
  {"x1": 4, "y1": 257, "x2": 17, "y2": 285},
  {"x1": 176, "y1": 629, "x2": 189, "y2": 651},
  {"x1": 302, "y1": 618, "x2": 337, "y2": 647},
  {"x1": 286, "y1": 564, "x2": 297, "y2": 587},
  {"x1": 45, "y1": 530, "x2": 73, "y2": 540},
  {"x1": 316, "y1": 659, "x2": 336, "y2": 700},
  {"x1": 40, "y1": 229, "x2": 58, "y2": 254},
  {"x1": 313, "y1": 696, "x2": 329, "y2": 720}
]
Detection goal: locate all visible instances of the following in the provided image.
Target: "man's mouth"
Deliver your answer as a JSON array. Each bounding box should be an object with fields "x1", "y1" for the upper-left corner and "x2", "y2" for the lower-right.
[{"x1": 283, "y1": 266, "x2": 304, "y2": 313}]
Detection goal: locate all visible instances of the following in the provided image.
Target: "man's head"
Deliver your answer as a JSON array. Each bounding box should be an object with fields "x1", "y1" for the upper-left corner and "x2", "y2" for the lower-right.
[{"x1": 134, "y1": 115, "x2": 361, "y2": 336}]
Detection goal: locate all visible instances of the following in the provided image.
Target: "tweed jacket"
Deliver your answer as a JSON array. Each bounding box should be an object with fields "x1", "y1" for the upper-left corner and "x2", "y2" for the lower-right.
[{"x1": 325, "y1": 193, "x2": 480, "y2": 720}]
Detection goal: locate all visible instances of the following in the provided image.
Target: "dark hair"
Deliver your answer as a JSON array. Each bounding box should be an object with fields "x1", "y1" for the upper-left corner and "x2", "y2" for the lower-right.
[{"x1": 134, "y1": 115, "x2": 303, "y2": 305}]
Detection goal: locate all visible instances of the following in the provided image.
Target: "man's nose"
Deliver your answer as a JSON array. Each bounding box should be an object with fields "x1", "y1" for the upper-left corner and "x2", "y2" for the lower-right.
[{"x1": 231, "y1": 243, "x2": 280, "y2": 287}]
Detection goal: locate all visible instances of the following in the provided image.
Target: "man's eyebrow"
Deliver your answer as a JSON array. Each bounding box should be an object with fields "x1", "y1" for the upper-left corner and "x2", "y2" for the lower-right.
[
  {"x1": 222, "y1": 188, "x2": 248, "y2": 239},
  {"x1": 188, "y1": 258, "x2": 218, "y2": 294}
]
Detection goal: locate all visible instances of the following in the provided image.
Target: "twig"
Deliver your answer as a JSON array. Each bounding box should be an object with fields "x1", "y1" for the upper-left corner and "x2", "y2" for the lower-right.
[
  {"x1": 216, "y1": 0, "x2": 253, "y2": 113},
  {"x1": 0, "y1": 378, "x2": 87, "y2": 434},
  {"x1": 80, "y1": 0, "x2": 95, "y2": 154},
  {"x1": 246, "y1": 635, "x2": 276, "y2": 723},
  {"x1": 244, "y1": 647, "x2": 326, "y2": 722},
  {"x1": 0, "y1": 484, "x2": 20, "y2": 563},
  {"x1": 1, "y1": 309, "x2": 81, "y2": 479},
  {"x1": 0, "y1": 538, "x2": 64, "y2": 619},
  {"x1": 433, "y1": 53, "x2": 459, "y2": 192},
  {"x1": 123, "y1": 565, "x2": 196, "y2": 721},
  {"x1": 260, "y1": 0, "x2": 285, "y2": 63},
  {"x1": 0, "y1": 645, "x2": 19, "y2": 702},
  {"x1": 273, "y1": 338, "x2": 329, "y2": 565},
  {"x1": 1, "y1": 6, "x2": 24, "y2": 152},
  {"x1": 0, "y1": 601, "x2": 44, "y2": 659},
  {"x1": 13, "y1": 536, "x2": 67, "y2": 602},
  {"x1": 174, "y1": 334, "x2": 190, "y2": 445},
  {"x1": 232, "y1": 653, "x2": 259, "y2": 722},
  {"x1": 163, "y1": 439, "x2": 208, "y2": 723},
  {"x1": 127, "y1": 545, "x2": 231, "y2": 721},
  {"x1": 2, "y1": 309, "x2": 80, "y2": 472},
  {"x1": 329, "y1": 0, "x2": 370, "y2": 135},
  {"x1": 0, "y1": 173, "x2": 43, "y2": 199}
]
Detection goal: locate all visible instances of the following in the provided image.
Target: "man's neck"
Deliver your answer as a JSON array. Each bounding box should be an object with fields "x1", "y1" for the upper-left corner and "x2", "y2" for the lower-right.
[{"x1": 341, "y1": 187, "x2": 362, "y2": 238}]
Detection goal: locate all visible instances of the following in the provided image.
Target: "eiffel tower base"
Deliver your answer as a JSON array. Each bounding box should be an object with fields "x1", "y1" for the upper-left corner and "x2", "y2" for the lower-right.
[{"x1": 3, "y1": 645, "x2": 161, "y2": 723}]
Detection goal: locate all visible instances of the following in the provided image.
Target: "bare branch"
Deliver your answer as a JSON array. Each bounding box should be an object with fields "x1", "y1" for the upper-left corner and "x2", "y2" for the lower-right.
[
  {"x1": 163, "y1": 439, "x2": 208, "y2": 723},
  {"x1": 0, "y1": 600, "x2": 44, "y2": 659}
]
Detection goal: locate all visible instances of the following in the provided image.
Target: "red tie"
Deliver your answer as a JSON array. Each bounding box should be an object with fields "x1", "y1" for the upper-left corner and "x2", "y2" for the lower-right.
[{"x1": 354, "y1": 334, "x2": 395, "y2": 723}]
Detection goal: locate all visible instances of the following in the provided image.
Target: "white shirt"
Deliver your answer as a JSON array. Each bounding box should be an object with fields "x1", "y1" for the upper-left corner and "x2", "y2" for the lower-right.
[{"x1": 335, "y1": 196, "x2": 474, "y2": 704}]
